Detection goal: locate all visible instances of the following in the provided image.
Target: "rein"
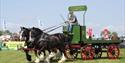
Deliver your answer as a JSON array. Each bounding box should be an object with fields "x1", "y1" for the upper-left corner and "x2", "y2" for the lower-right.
[
  {"x1": 43, "y1": 22, "x2": 65, "y2": 31},
  {"x1": 46, "y1": 25, "x2": 62, "y2": 33}
]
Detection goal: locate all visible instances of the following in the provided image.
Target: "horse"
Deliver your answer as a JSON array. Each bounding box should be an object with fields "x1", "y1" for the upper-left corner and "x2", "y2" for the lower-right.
[
  {"x1": 19, "y1": 27, "x2": 32, "y2": 61},
  {"x1": 28, "y1": 27, "x2": 71, "y2": 63},
  {"x1": 19, "y1": 27, "x2": 39, "y2": 62},
  {"x1": 19, "y1": 27, "x2": 52, "y2": 63}
]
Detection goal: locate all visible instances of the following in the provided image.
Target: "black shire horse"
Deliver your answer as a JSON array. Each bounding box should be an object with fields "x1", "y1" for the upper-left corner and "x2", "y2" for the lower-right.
[
  {"x1": 28, "y1": 27, "x2": 71, "y2": 63},
  {"x1": 19, "y1": 27, "x2": 38, "y2": 62}
]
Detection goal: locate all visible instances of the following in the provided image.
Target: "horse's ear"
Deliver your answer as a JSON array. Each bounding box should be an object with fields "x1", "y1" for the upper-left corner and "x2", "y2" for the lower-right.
[
  {"x1": 20, "y1": 26, "x2": 24, "y2": 29},
  {"x1": 32, "y1": 27, "x2": 35, "y2": 29},
  {"x1": 32, "y1": 27, "x2": 38, "y2": 29},
  {"x1": 21, "y1": 27, "x2": 27, "y2": 30}
]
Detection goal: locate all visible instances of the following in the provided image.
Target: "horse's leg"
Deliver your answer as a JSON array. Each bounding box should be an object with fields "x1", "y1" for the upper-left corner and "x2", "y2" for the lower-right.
[
  {"x1": 55, "y1": 49, "x2": 61, "y2": 60},
  {"x1": 58, "y1": 48, "x2": 67, "y2": 63},
  {"x1": 34, "y1": 50, "x2": 38, "y2": 57},
  {"x1": 45, "y1": 50, "x2": 56, "y2": 63},
  {"x1": 34, "y1": 49, "x2": 45, "y2": 63},
  {"x1": 39, "y1": 51, "x2": 45, "y2": 61},
  {"x1": 25, "y1": 50, "x2": 32, "y2": 62},
  {"x1": 23, "y1": 41, "x2": 32, "y2": 62},
  {"x1": 48, "y1": 49, "x2": 51, "y2": 54},
  {"x1": 34, "y1": 50, "x2": 40, "y2": 63}
]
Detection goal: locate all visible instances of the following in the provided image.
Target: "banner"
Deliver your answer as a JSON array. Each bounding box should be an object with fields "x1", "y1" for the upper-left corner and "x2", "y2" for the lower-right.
[{"x1": 4, "y1": 41, "x2": 25, "y2": 50}]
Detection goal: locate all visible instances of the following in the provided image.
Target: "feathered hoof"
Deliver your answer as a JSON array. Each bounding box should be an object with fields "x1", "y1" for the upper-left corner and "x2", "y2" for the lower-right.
[
  {"x1": 58, "y1": 60, "x2": 64, "y2": 63},
  {"x1": 44, "y1": 60, "x2": 52, "y2": 63},
  {"x1": 27, "y1": 61, "x2": 32, "y2": 63},
  {"x1": 28, "y1": 61, "x2": 35, "y2": 63},
  {"x1": 34, "y1": 59, "x2": 40, "y2": 63}
]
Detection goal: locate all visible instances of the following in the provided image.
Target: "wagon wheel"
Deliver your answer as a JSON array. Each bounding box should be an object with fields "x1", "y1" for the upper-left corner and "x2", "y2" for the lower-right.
[
  {"x1": 94, "y1": 45, "x2": 102, "y2": 58},
  {"x1": 64, "y1": 45, "x2": 73, "y2": 59},
  {"x1": 71, "y1": 48, "x2": 78, "y2": 59},
  {"x1": 65, "y1": 48, "x2": 78, "y2": 59},
  {"x1": 73, "y1": 52, "x2": 78, "y2": 59},
  {"x1": 65, "y1": 49, "x2": 72, "y2": 59},
  {"x1": 64, "y1": 44, "x2": 78, "y2": 59},
  {"x1": 107, "y1": 44, "x2": 120, "y2": 59},
  {"x1": 81, "y1": 45, "x2": 95, "y2": 60}
]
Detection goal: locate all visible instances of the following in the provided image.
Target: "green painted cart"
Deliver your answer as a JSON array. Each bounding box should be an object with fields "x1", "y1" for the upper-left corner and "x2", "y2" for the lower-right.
[{"x1": 63, "y1": 5, "x2": 123, "y2": 60}]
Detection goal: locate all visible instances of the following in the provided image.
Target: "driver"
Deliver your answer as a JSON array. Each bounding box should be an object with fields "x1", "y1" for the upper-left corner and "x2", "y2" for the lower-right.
[{"x1": 65, "y1": 11, "x2": 78, "y2": 33}]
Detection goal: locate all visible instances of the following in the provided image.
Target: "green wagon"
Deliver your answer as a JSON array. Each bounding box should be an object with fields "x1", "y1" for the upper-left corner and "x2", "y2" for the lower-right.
[{"x1": 63, "y1": 5, "x2": 123, "y2": 60}]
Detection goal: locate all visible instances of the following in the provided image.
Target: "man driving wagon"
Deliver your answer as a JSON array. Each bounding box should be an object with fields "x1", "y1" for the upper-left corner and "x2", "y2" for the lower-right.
[{"x1": 65, "y1": 11, "x2": 78, "y2": 34}]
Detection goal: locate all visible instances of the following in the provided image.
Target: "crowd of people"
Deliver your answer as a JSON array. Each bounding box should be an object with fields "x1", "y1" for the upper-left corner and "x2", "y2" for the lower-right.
[{"x1": 0, "y1": 33, "x2": 20, "y2": 41}]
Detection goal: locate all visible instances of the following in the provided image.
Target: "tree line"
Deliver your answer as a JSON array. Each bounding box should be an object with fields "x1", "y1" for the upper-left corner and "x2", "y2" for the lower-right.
[{"x1": 0, "y1": 30, "x2": 12, "y2": 36}]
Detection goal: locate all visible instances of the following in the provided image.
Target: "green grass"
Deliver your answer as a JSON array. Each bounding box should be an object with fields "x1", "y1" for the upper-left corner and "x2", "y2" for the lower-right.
[{"x1": 0, "y1": 49, "x2": 125, "y2": 63}]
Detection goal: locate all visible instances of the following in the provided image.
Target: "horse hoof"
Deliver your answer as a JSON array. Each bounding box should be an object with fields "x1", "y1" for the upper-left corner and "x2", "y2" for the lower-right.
[
  {"x1": 34, "y1": 58, "x2": 40, "y2": 63},
  {"x1": 30, "y1": 61, "x2": 36, "y2": 63},
  {"x1": 26, "y1": 54, "x2": 32, "y2": 61},
  {"x1": 44, "y1": 61, "x2": 49, "y2": 63},
  {"x1": 58, "y1": 61, "x2": 64, "y2": 63},
  {"x1": 28, "y1": 61, "x2": 32, "y2": 63}
]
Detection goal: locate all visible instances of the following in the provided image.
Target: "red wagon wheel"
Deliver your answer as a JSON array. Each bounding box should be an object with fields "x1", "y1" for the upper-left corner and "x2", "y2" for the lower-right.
[
  {"x1": 81, "y1": 45, "x2": 95, "y2": 60},
  {"x1": 107, "y1": 44, "x2": 120, "y2": 59}
]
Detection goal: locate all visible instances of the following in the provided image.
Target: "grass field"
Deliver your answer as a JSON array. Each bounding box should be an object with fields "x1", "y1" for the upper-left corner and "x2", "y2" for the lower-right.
[{"x1": 0, "y1": 49, "x2": 125, "y2": 63}]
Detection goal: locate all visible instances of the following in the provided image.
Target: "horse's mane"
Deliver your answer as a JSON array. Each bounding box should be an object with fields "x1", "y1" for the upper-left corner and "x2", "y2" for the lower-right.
[
  {"x1": 32, "y1": 27, "x2": 43, "y2": 33},
  {"x1": 21, "y1": 27, "x2": 29, "y2": 30}
]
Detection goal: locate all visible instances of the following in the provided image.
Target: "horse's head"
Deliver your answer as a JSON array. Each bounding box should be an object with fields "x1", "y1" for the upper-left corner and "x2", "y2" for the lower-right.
[
  {"x1": 28, "y1": 27, "x2": 43, "y2": 48},
  {"x1": 19, "y1": 27, "x2": 32, "y2": 48},
  {"x1": 19, "y1": 27, "x2": 30, "y2": 41}
]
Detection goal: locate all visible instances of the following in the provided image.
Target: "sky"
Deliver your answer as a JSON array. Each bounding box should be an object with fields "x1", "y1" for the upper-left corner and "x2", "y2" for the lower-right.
[{"x1": 0, "y1": 0, "x2": 125, "y2": 37}]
